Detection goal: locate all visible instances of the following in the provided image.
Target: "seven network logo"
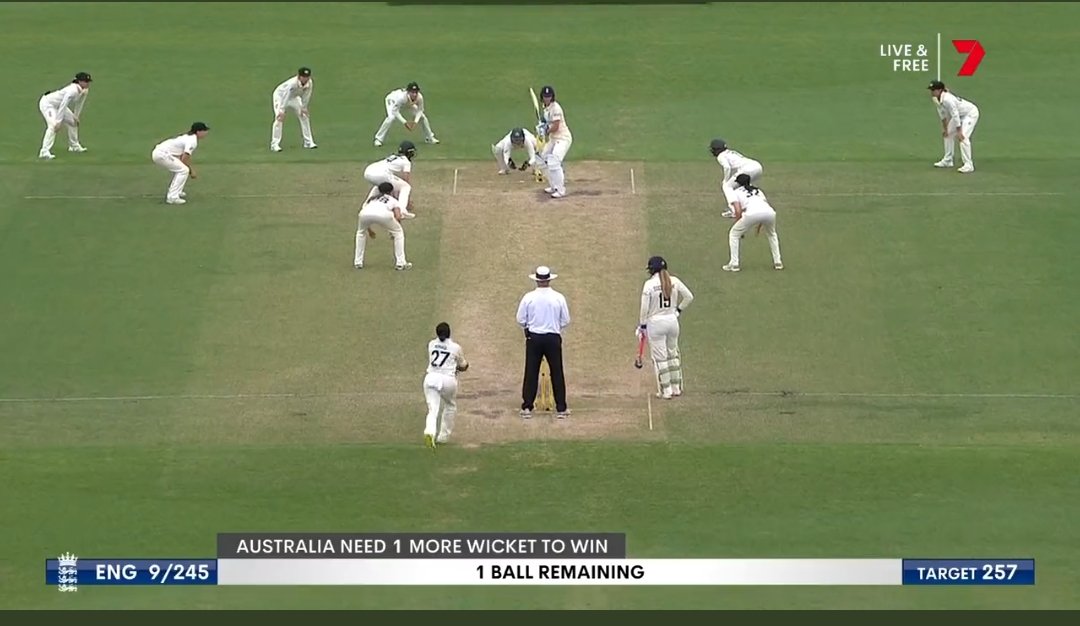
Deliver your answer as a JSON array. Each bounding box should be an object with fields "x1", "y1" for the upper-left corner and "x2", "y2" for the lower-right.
[{"x1": 880, "y1": 38, "x2": 985, "y2": 76}]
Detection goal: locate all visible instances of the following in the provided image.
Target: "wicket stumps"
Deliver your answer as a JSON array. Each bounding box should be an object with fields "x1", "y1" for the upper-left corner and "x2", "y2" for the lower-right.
[{"x1": 537, "y1": 361, "x2": 555, "y2": 411}]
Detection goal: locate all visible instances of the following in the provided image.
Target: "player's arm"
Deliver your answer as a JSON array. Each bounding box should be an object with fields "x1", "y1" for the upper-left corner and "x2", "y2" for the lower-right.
[
  {"x1": 525, "y1": 136, "x2": 537, "y2": 166},
  {"x1": 732, "y1": 199, "x2": 744, "y2": 220},
  {"x1": 400, "y1": 161, "x2": 412, "y2": 183},
  {"x1": 180, "y1": 151, "x2": 195, "y2": 178},
  {"x1": 456, "y1": 348, "x2": 469, "y2": 372},
  {"x1": 942, "y1": 97, "x2": 961, "y2": 133},
  {"x1": 412, "y1": 94, "x2": 424, "y2": 123},
  {"x1": 559, "y1": 297, "x2": 570, "y2": 329},
  {"x1": 516, "y1": 297, "x2": 530, "y2": 337},
  {"x1": 720, "y1": 157, "x2": 734, "y2": 184},
  {"x1": 675, "y1": 279, "x2": 694, "y2": 314},
  {"x1": 301, "y1": 82, "x2": 312, "y2": 111},
  {"x1": 639, "y1": 290, "x2": 651, "y2": 326},
  {"x1": 72, "y1": 91, "x2": 86, "y2": 118},
  {"x1": 392, "y1": 94, "x2": 408, "y2": 124}
]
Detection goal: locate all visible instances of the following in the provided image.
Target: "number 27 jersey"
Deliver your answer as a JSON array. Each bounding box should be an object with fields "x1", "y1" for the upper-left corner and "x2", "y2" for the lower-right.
[{"x1": 426, "y1": 338, "x2": 467, "y2": 376}]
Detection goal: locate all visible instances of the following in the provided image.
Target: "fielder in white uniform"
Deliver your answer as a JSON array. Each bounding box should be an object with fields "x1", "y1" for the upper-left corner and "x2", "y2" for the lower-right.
[
  {"x1": 491, "y1": 127, "x2": 539, "y2": 175},
  {"x1": 537, "y1": 85, "x2": 572, "y2": 198},
  {"x1": 374, "y1": 82, "x2": 439, "y2": 147},
  {"x1": 38, "y1": 72, "x2": 92, "y2": 159},
  {"x1": 723, "y1": 174, "x2": 783, "y2": 272},
  {"x1": 639, "y1": 256, "x2": 694, "y2": 400},
  {"x1": 151, "y1": 122, "x2": 210, "y2": 205},
  {"x1": 363, "y1": 140, "x2": 417, "y2": 218},
  {"x1": 711, "y1": 138, "x2": 764, "y2": 218},
  {"x1": 354, "y1": 182, "x2": 412, "y2": 271},
  {"x1": 423, "y1": 321, "x2": 469, "y2": 449},
  {"x1": 928, "y1": 80, "x2": 980, "y2": 173},
  {"x1": 270, "y1": 67, "x2": 316, "y2": 152}
]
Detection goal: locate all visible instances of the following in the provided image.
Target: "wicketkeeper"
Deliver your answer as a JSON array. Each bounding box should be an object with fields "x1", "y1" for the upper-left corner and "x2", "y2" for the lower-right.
[{"x1": 491, "y1": 127, "x2": 540, "y2": 175}]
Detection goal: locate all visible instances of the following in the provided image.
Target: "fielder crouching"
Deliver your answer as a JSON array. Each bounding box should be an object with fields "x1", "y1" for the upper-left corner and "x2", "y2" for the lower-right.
[{"x1": 491, "y1": 127, "x2": 540, "y2": 175}]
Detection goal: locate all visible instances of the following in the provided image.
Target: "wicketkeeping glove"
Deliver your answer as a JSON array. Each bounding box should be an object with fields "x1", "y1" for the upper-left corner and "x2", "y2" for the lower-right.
[
  {"x1": 508, "y1": 157, "x2": 517, "y2": 170},
  {"x1": 519, "y1": 161, "x2": 530, "y2": 171}
]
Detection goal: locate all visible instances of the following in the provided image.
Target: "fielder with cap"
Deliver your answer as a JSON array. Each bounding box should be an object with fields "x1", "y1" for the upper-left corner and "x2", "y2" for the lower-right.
[
  {"x1": 270, "y1": 66, "x2": 317, "y2": 152},
  {"x1": 151, "y1": 122, "x2": 210, "y2": 205},
  {"x1": 38, "y1": 72, "x2": 92, "y2": 160},
  {"x1": 723, "y1": 173, "x2": 783, "y2": 272},
  {"x1": 422, "y1": 321, "x2": 469, "y2": 449},
  {"x1": 354, "y1": 181, "x2": 412, "y2": 271},
  {"x1": 537, "y1": 85, "x2": 573, "y2": 198},
  {"x1": 363, "y1": 141, "x2": 417, "y2": 218},
  {"x1": 516, "y1": 266, "x2": 571, "y2": 419},
  {"x1": 927, "y1": 80, "x2": 980, "y2": 173},
  {"x1": 491, "y1": 127, "x2": 540, "y2": 175},
  {"x1": 639, "y1": 256, "x2": 695, "y2": 400},
  {"x1": 374, "y1": 82, "x2": 439, "y2": 147},
  {"x1": 710, "y1": 138, "x2": 763, "y2": 218}
]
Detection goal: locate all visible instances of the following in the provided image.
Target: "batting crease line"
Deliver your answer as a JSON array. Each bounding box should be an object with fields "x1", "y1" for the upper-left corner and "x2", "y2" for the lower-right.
[
  {"x1": 22, "y1": 191, "x2": 1067, "y2": 201},
  {"x1": 1, "y1": 390, "x2": 1075, "y2": 404},
  {"x1": 452, "y1": 168, "x2": 458, "y2": 195},
  {"x1": 630, "y1": 167, "x2": 636, "y2": 195},
  {"x1": 647, "y1": 393, "x2": 653, "y2": 431}
]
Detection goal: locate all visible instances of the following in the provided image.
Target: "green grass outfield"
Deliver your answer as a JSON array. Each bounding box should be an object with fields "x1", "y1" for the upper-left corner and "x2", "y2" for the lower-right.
[{"x1": 1, "y1": 1, "x2": 1078, "y2": 610}]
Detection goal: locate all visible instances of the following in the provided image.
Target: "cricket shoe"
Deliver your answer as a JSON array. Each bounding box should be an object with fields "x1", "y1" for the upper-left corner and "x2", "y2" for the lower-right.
[
  {"x1": 400, "y1": 211, "x2": 416, "y2": 219},
  {"x1": 180, "y1": 191, "x2": 187, "y2": 198},
  {"x1": 550, "y1": 190, "x2": 567, "y2": 199},
  {"x1": 270, "y1": 145, "x2": 282, "y2": 152},
  {"x1": 722, "y1": 264, "x2": 740, "y2": 272},
  {"x1": 395, "y1": 262, "x2": 413, "y2": 271},
  {"x1": 957, "y1": 165, "x2": 975, "y2": 173},
  {"x1": 774, "y1": 262, "x2": 784, "y2": 270},
  {"x1": 165, "y1": 197, "x2": 187, "y2": 205},
  {"x1": 436, "y1": 436, "x2": 449, "y2": 444},
  {"x1": 933, "y1": 159, "x2": 953, "y2": 168},
  {"x1": 671, "y1": 386, "x2": 683, "y2": 397},
  {"x1": 68, "y1": 145, "x2": 87, "y2": 153},
  {"x1": 721, "y1": 209, "x2": 734, "y2": 218},
  {"x1": 39, "y1": 152, "x2": 56, "y2": 160},
  {"x1": 543, "y1": 187, "x2": 554, "y2": 194},
  {"x1": 556, "y1": 410, "x2": 571, "y2": 420},
  {"x1": 425, "y1": 137, "x2": 440, "y2": 144},
  {"x1": 304, "y1": 144, "x2": 318, "y2": 149},
  {"x1": 656, "y1": 392, "x2": 673, "y2": 400},
  {"x1": 354, "y1": 263, "x2": 363, "y2": 270},
  {"x1": 520, "y1": 408, "x2": 532, "y2": 419},
  {"x1": 373, "y1": 139, "x2": 383, "y2": 147},
  {"x1": 424, "y1": 434, "x2": 436, "y2": 449},
  {"x1": 497, "y1": 169, "x2": 508, "y2": 175}
]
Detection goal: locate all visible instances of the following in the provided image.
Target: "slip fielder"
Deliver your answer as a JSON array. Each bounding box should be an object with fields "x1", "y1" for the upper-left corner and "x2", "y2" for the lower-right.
[
  {"x1": 710, "y1": 138, "x2": 763, "y2": 218},
  {"x1": 537, "y1": 85, "x2": 572, "y2": 198},
  {"x1": 38, "y1": 72, "x2": 92, "y2": 160},
  {"x1": 639, "y1": 256, "x2": 694, "y2": 400},
  {"x1": 423, "y1": 321, "x2": 469, "y2": 449},
  {"x1": 151, "y1": 122, "x2": 210, "y2": 205},
  {"x1": 363, "y1": 141, "x2": 417, "y2": 219},
  {"x1": 270, "y1": 67, "x2": 316, "y2": 152},
  {"x1": 374, "y1": 82, "x2": 439, "y2": 147},
  {"x1": 491, "y1": 127, "x2": 539, "y2": 175},
  {"x1": 928, "y1": 79, "x2": 980, "y2": 173}
]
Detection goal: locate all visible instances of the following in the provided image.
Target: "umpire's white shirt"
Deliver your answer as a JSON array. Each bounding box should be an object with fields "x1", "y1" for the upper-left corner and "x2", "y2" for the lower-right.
[{"x1": 517, "y1": 287, "x2": 570, "y2": 335}]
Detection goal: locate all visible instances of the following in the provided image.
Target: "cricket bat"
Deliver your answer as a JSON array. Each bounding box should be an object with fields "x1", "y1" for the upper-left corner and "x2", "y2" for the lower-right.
[
  {"x1": 529, "y1": 87, "x2": 547, "y2": 184},
  {"x1": 634, "y1": 333, "x2": 647, "y2": 369},
  {"x1": 537, "y1": 360, "x2": 555, "y2": 411}
]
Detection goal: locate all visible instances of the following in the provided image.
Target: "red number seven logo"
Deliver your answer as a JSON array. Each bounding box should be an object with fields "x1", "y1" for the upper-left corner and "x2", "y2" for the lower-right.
[{"x1": 953, "y1": 39, "x2": 985, "y2": 76}]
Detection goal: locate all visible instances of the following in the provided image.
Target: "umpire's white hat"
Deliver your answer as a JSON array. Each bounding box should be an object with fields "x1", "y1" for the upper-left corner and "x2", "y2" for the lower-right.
[{"x1": 529, "y1": 266, "x2": 558, "y2": 281}]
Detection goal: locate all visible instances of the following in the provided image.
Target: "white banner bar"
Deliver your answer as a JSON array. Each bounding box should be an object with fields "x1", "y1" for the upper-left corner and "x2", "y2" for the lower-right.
[{"x1": 218, "y1": 559, "x2": 901, "y2": 586}]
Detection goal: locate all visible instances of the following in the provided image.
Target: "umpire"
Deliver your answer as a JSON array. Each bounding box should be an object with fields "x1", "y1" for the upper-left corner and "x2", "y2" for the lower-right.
[{"x1": 516, "y1": 265, "x2": 571, "y2": 419}]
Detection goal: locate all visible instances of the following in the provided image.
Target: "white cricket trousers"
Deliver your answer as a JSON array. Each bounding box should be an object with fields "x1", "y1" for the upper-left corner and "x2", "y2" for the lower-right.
[
  {"x1": 646, "y1": 315, "x2": 683, "y2": 398},
  {"x1": 354, "y1": 208, "x2": 407, "y2": 267},
  {"x1": 722, "y1": 161, "x2": 764, "y2": 208},
  {"x1": 39, "y1": 99, "x2": 80, "y2": 154},
  {"x1": 151, "y1": 150, "x2": 190, "y2": 201},
  {"x1": 270, "y1": 96, "x2": 315, "y2": 149},
  {"x1": 729, "y1": 210, "x2": 782, "y2": 267},
  {"x1": 943, "y1": 109, "x2": 980, "y2": 168},
  {"x1": 423, "y1": 373, "x2": 458, "y2": 440},
  {"x1": 364, "y1": 165, "x2": 412, "y2": 210},
  {"x1": 375, "y1": 101, "x2": 434, "y2": 143},
  {"x1": 540, "y1": 138, "x2": 572, "y2": 193}
]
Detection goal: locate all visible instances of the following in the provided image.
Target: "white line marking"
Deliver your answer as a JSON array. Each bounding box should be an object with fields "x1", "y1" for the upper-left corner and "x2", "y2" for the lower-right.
[
  {"x1": 647, "y1": 393, "x2": 654, "y2": 431},
  {"x1": 630, "y1": 167, "x2": 636, "y2": 194},
  {"x1": 1, "y1": 390, "x2": 1075, "y2": 405},
  {"x1": 22, "y1": 190, "x2": 1066, "y2": 201},
  {"x1": 937, "y1": 32, "x2": 942, "y2": 81}
]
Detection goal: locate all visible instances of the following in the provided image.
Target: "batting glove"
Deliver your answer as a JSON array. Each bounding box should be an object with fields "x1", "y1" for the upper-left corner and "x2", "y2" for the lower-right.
[{"x1": 636, "y1": 325, "x2": 647, "y2": 339}]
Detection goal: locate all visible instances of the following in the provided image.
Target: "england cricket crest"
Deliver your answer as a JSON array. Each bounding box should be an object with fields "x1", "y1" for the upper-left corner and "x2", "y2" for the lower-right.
[{"x1": 57, "y1": 552, "x2": 78, "y2": 592}]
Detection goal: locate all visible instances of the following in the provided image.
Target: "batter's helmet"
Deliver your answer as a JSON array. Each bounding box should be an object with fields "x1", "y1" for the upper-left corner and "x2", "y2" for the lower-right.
[
  {"x1": 709, "y1": 138, "x2": 727, "y2": 156},
  {"x1": 399, "y1": 140, "x2": 417, "y2": 159},
  {"x1": 510, "y1": 128, "x2": 525, "y2": 144},
  {"x1": 647, "y1": 256, "x2": 667, "y2": 275},
  {"x1": 406, "y1": 81, "x2": 420, "y2": 92},
  {"x1": 540, "y1": 85, "x2": 555, "y2": 100}
]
